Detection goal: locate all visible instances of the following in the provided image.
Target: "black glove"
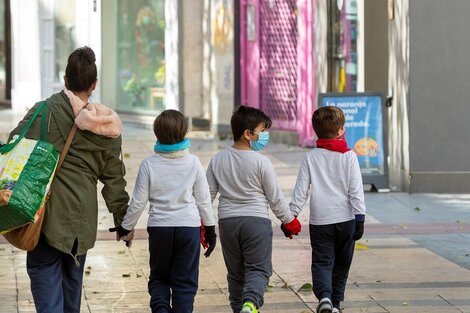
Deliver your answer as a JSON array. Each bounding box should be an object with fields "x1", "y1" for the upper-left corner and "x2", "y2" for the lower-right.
[
  {"x1": 353, "y1": 221, "x2": 364, "y2": 241},
  {"x1": 280, "y1": 224, "x2": 292, "y2": 238},
  {"x1": 203, "y1": 225, "x2": 217, "y2": 257},
  {"x1": 109, "y1": 225, "x2": 131, "y2": 237}
]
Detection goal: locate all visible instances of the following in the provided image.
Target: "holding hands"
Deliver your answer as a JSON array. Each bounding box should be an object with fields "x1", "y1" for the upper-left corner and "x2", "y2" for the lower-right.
[
  {"x1": 201, "y1": 225, "x2": 217, "y2": 257},
  {"x1": 109, "y1": 225, "x2": 134, "y2": 247},
  {"x1": 281, "y1": 216, "x2": 302, "y2": 239}
]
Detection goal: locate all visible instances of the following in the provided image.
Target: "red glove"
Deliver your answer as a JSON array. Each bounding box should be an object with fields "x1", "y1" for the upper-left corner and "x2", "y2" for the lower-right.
[
  {"x1": 282, "y1": 217, "x2": 301, "y2": 239},
  {"x1": 200, "y1": 224, "x2": 208, "y2": 248}
]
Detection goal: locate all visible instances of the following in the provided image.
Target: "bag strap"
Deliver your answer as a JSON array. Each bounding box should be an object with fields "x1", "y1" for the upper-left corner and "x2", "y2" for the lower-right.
[
  {"x1": 55, "y1": 100, "x2": 92, "y2": 170},
  {"x1": 41, "y1": 102, "x2": 47, "y2": 141},
  {"x1": 45, "y1": 124, "x2": 78, "y2": 199},
  {"x1": 0, "y1": 102, "x2": 47, "y2": 154},
  {"x1": 56, "y1": 124, "x2": 78, "y2": 173}
]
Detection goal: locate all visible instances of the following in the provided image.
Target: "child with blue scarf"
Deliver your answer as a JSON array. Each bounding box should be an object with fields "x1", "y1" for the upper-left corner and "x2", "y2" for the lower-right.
[{"x1": 115, "y1": 110, "x2": 216, "y2": 313}]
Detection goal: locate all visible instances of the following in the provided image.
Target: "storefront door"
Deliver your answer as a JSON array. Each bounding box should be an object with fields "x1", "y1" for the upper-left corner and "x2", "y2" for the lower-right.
[
  {"x1": 115, "y1": 0, "x2": 166, "y2": 113},
  {"x1": 327, "y1": 0, "x2": 360, "y2": 92},
  {"x1": 240, "y1": 0, "x2": 314, "y2": 146},
  {"x1": 259, "y1": 0, "x2": 298, "y2": 130},
  {"x1": 39, "y1": 0, "x2": 100, "y2": 98}
]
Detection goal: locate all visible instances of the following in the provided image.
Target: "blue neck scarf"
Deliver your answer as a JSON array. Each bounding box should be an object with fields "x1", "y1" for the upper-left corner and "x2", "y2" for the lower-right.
[{"x1": 154, "y1": 138, "x2": 191, "y2": 152}]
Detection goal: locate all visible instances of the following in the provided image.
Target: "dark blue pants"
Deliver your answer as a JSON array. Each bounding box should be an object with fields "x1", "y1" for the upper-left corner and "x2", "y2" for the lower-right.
[
  {"x1": 26, "y1": 234, "x2": 86, "y2": 313},
  {"x1": 309, "y1": 220, "x2": 355, "y2": 303},
  {"x1": 147, "y1": 226, "x2": 200, "y2": 313}
]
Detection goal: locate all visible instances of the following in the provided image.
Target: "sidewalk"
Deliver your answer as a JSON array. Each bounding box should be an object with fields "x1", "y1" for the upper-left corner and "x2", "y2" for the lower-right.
[{"x1": 1, "y1": 121, "x2": 470, "y2": 312}]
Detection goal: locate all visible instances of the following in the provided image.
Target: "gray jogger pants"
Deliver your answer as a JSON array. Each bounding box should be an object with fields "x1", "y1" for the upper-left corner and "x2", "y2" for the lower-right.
[{"x1": 219, "y1": 216, "x2": 273, "y2": 313}]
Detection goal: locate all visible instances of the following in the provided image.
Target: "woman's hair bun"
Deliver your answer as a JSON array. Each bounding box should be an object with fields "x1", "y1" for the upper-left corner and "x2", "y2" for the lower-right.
[
  {"x1": 65, "y1": 46, "x2": 97, "y2": 92},
  {"x1": 77, "y1": 46, "x2": 96, "y2": 64}
]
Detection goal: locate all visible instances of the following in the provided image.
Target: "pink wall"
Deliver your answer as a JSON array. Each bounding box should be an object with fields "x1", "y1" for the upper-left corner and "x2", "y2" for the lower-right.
[
  {"x1": 297, "y1": 0, "x2": 315, "y2": 146},
  {"x1": 240, "y1": 0, "x2": 260, "y2": 109},
  {"x1": 240, "y1": 0, "x2": 315, "y2": 146}
]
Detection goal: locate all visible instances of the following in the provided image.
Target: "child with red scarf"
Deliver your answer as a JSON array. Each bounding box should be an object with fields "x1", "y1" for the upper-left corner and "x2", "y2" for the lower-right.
[{"x1": 287, "y1": 106, "x2": 366, "y2": 313}]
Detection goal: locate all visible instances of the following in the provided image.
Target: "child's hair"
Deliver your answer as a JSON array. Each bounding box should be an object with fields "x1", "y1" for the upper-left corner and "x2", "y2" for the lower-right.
[
  {"x1": 312, "y1": 106, "x2": 345, "y2": 139},
  {"x1": 65, "y1": 46, "x2": 97, "y2": 92},
  {"x1": 153, "y1": 110, "x2": 188, "y2": 144},
  {"x1": 230, "y1": 105, "x2": 272, "y2": 141}
]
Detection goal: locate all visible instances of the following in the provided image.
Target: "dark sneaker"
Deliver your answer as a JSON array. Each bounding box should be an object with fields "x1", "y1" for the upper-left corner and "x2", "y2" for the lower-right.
[{"x1": 316, "y1": 297, "x2": 333, "y2": 313}]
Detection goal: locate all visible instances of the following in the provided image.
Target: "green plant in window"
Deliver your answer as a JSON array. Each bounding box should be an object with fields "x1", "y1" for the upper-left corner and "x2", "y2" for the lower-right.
[
  {"x1": 155, "y1": 63, "x2": 166, "y2": 86},
  {"x1": 123, "y1": 75, "x2": 148, "y2": 107}
]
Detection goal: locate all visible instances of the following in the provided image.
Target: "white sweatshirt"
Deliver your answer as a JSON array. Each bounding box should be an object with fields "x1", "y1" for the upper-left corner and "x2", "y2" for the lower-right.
[
  {"x1": 121, "y1": 153, "x2": 215, "y2": 229},
  {"x1": 289, "y1": 149, "x2": 366, "y2": 225}
]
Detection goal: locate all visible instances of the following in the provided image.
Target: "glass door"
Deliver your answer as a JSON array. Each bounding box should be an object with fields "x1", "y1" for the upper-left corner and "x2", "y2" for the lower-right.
[
  {"x1": 54, "y1": 0, "x2": 76, "y2": 86},
  {"x1": 116, "y1": 0, "x2": 166, "y2": 113},
  {"x1": 327, "y1": 0, "x2": 359, "y2": 92},
  {"x1": 39, "y1": 0, "x2": 77, "y2": 97}
]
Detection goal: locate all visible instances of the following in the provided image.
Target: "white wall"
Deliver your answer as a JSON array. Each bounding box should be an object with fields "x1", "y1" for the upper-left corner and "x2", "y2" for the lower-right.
[
  {"x1": 203, "y1": 0, "x2": 234, "y2": 133},
  {"x1": 313, "y1": 0, "x2": 328, "y2": 103},
  {"x1": 100, "y1": 0, "x2": 117, "y2": 109},
  {"x1": 10, "y1": 0, "x2": 42, "y2": 112},
  {"x1": 387, "y1": 0, "x2": 410, "y2": 191},
  {"x1": 182, "y1": 0, "x2": 204, "y2": 118},
  {"x1": 75, "y1": 0, "x2": 102, "y2": 102},
  {"x1": 165, "y1": 0, "x2": 179, "y2": 110},
  {"x1": 10, "y1": 0, "x2": 101, "y2": 112}
]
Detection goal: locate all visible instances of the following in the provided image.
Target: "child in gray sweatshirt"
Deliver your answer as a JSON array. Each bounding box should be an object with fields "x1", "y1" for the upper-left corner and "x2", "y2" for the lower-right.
[{"x1": 206, "y1": 105, "x2": 301, "y2": 313}]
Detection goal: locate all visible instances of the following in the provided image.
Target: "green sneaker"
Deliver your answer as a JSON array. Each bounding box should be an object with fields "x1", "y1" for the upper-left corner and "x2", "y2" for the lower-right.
[{"x1": 241, "y1": 301, "x2": 258, "y2": 313}]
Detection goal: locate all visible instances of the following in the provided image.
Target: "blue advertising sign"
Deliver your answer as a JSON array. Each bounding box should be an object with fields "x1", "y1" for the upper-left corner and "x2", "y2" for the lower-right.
[{"x1": 319, "y1": 93, "x2": 387, "y2": 180}]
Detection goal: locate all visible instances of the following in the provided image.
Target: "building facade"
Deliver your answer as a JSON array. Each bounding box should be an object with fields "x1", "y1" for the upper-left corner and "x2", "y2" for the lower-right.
[
  {"x1": 238, "y1": 0, "x2": 470, "y2": 192},
  {"x1": 3, "y1": 0, "x2": 470, "y2": 192},
  {"x1": 389, "y1": 0, "x2": 470, "y2": 193},
  {"x1": 5, "y1": 0, "x2": 218, "y2": 131}
]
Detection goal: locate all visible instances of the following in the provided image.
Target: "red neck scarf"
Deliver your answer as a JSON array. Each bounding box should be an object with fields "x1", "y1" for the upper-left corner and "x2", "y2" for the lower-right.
[{"x1": 316, "y1": 139, "x2": 351, "y2": 153}]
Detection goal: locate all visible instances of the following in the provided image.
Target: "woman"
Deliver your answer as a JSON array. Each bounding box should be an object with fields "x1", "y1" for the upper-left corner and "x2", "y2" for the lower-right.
[{"x1": 8, "y1": 46, "x2": 130, "y2": 313}]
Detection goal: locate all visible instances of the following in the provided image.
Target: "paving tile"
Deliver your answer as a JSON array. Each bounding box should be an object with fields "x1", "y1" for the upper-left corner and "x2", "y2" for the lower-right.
[{"x1": 457, "y1": 306, "x2": 470, "y2": 313}]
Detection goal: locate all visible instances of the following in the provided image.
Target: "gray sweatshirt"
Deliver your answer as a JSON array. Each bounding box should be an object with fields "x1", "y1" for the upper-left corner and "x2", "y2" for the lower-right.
[{"x1": 206, "y1": 147, "x2": 294, "y2": 223}]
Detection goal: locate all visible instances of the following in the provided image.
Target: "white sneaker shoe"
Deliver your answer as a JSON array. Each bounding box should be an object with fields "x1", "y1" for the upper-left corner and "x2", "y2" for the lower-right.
[
  {"x1": 316, "y1": 298, "x2": 333, "y2": 313},
  {"x1": 332, "y1": 308, "x2": 342, "y2": 313}
]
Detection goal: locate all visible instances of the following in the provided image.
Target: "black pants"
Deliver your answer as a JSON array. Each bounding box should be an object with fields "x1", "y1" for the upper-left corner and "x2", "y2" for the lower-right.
[
  {"x1": 309, "y1": 220, "x2": 355, "y2": 302},
  {"x1": 147, "y1": 226, "x2": 200, "y2": 313}
]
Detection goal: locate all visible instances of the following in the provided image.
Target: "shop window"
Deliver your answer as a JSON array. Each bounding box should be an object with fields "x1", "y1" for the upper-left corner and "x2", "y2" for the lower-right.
[
  {"x1": 54, "y1": 0, "x2": 76, "y2": 83},
  {"x1": 327, "y1": 0, "x2": 358, "y2": 92},
  {"x1": 116, "y1": 0, "x2": 166, "y2": 112}
]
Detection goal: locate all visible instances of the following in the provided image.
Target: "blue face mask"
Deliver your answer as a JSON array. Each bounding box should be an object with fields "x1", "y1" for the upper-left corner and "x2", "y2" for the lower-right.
[{"x1": 249, "y1": 131, "x2": 269, "y2": 151}]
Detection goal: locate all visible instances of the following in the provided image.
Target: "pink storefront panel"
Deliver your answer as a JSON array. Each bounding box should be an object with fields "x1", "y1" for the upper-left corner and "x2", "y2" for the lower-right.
[
  {"x1": 240, "y1": 0, "x2": 315, "y2": 146},
  {"x1": 297, "y1": 0, "x2": 315, "y2": 146},
  {"x1": 259, "y1": 0, "x2": 298, "y2": 130},
  {"x1": 241, "y1": 0, "x2": 260, "y2": 109}
]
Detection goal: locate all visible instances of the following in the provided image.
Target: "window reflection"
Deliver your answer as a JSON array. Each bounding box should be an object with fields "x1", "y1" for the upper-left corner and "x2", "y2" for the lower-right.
[
  {"x1": 117, "y1": 0, "x2": 166, "y2": 112},
  {"x1": 328, "y1": 0, "x2": 358, "y2": 92},
  {"x1": 54, "y1": 0, "x2": 76, "y2": 83}
]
